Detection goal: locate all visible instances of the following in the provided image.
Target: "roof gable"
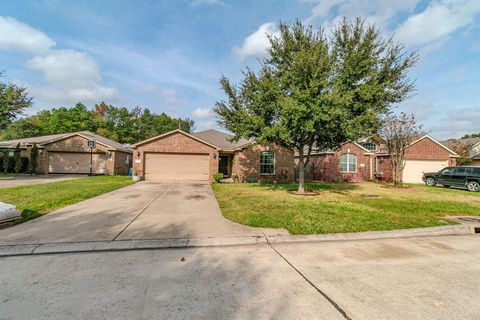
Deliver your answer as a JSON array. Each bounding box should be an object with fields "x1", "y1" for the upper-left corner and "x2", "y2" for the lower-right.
[
  {"x1": 0, "y1": 131, "x2": 131, "y2": 153},
  {"x1": 409, "y1": 135, "x2": 459, "y2": 157},
  {"x1": 132, "y1": 129, "x2": 220, "y2": 149}
]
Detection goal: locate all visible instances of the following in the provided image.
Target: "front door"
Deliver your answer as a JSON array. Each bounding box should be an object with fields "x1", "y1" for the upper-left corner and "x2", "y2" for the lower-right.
[{"x1": 219, "y1": 155, "x2": 230, "y2": 177}]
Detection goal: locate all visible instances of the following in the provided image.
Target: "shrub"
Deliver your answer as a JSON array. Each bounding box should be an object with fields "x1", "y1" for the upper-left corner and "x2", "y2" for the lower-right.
[
  {"x1": 213, "y1": 172, "x2": 224, "y2": 183},
  {"x1": 232, "y1": 172, "x2": 239, "y2": 183},
  {"x1": 13, "y1": 143, "x2": 22, "y2": 174},
  {"x1": 3, "y1": 154, "x2": 15, "y2": 173},
  {"x1": 20, "y1": 157, "x2": 29, "y2": 173},
  {"x1": 29, "y1": 144, "x2": 38, "y2": 174}
]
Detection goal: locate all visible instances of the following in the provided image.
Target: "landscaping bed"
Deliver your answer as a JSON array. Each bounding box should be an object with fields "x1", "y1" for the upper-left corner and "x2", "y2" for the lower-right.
[
  {"x1": 212, "y1": 182, "x2": 480, "y2": 234},
  {"x1": 0, "y1": 176, "x2": 134, "y2": 223}
]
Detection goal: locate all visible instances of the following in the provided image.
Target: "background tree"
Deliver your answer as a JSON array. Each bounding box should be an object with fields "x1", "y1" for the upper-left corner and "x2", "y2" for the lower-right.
[
  {"x1": 13, "y1": 143, "x2": 22, "y2": 175},
  {"x1": 29, "y1": 144, "x2": 39, "y2": 174},
  {"x1": 461, "y1": 133, "x2": 480, "y2": 139},
  {"x1": 214, "y1": 18, "x2": 417, "y2": 192},
  {"x1": 380, "y1": 113, "x2": 423, "y2": 186},
  {"x1": 448, "y1": 140, "x2": 473, "y2": 165},
  {"x1": 0, "y1": 71, "x2": 33, "y2": 130},
  {"x1": 1, "y1": 102, "x2": 195, "y2": 143}
]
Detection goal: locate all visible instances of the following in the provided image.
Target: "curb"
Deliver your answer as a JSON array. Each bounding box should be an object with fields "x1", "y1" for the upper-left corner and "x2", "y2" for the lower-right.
[
  {"x1": 0, "y1": 225, "x2": 477, "y2": 257},
  {"x1": 0, "y1": 236, "x2": 267, "y2": 257},
  {"x1": 267, "y1": 224, "x2": 478, "y2": 244}
]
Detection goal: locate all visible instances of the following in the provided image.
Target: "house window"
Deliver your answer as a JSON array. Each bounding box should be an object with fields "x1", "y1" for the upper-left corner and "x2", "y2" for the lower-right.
[
  {"x1": 340, "y1": 154, "x2": 357, "y2": 172},
  {"x1": 362, "y1": 142, "x2": 377, "y2": 151},
  {"x1": 260, "y1": 151, "x2": 275, "y2": 175}
]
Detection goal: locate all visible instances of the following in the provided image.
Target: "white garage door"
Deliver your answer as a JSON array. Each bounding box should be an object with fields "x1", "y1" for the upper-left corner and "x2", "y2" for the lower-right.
[
  {"x1": 144, "y1": 153, "x2": 209, "y2": 181},
  {"x1": 403, "y1": 160, "x2": 449, "y2": 183},
  {"x1": 49, "y1": 152, "x2": 106, "y2": 174}
]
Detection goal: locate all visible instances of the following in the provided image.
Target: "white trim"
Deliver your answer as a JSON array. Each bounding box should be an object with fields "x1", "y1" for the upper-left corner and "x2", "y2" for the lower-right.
[
  {"x1": 362, "y1": 142, "x2": 377, "y2": 152},
  {"x1": 340, "y1": 153, "x2": 357, "y2": 173},
  {"x1": 409, "y1": 135, "x2": 459, "y2": 157},
  {"x1": 259, "y1": 150, "x2": 275, "y2": 175},
  {"x1": 352, "y1": 141, "x2": 371, "y2": 153},
  {"x1": 132, "y1": 129, "x2": 220, "y2": 150}
]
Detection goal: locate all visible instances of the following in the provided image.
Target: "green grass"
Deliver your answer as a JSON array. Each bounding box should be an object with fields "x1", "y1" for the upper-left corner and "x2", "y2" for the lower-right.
[
  {"x1": 212, "y1": 182, "x2": 480, "y2": 234},
  {"x1": 0, "y1": 176, "x2": 134, "y2": 223}
]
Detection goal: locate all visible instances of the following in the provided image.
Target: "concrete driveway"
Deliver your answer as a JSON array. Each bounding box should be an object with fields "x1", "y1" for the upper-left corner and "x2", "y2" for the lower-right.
[
  {"x1": 0, "y1": 181, "x2": 265, "y2": 245},
  {"x1": 0, "y1": 174, "x2": 84, "y2": 188}
]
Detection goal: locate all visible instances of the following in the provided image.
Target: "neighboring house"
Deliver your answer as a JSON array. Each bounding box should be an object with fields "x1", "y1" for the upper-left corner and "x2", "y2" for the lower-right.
[
  {"x1": 131, "y1": 129, "x2": 294, "y2": 182},
  {"x1": 297, "y1": 135, "x2": 459, "y2": 183},
  {"x1": 441, "y1": 137, "x2": 480, "y2": 166},
  {"x1": 0, "y1": 131, "x2": 132, "y2": 175}
]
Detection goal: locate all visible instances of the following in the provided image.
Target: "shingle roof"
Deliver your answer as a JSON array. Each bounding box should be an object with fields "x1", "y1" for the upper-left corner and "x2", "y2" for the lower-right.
[
  {"x1": 191, "y1": 129, "x2": 251, "y2": 151},
  {"x1": 440, "y1": 138, "x2": 480, "y2": 149},
  {"x1": 0, "y1": 131, "x2": 131, "y2": 153}
]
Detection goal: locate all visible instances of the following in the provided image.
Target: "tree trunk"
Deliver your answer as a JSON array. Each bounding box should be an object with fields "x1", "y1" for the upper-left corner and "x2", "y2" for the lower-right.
[
  {"x1": 298, "y1": 147, "x2": 305, "y2": 193},
  {"x1": 393, "y1": 156, "x2": 403, "y2": 186}
]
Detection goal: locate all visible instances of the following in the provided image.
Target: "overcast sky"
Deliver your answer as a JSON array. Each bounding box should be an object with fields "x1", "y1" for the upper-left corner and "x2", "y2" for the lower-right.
[{"x1": 1, "y1": 0, "x2": 479, "y2": 139}]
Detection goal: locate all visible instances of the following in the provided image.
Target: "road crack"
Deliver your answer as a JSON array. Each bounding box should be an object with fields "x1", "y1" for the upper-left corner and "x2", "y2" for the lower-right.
[{"x1": 263, "y1": 231, "x2": 352, "y2": 320}]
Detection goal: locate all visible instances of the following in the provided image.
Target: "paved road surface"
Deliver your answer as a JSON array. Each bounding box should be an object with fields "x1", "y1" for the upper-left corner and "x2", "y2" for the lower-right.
[{"x1": 1, "y1": 235, "x2": 479, "y2": 320}]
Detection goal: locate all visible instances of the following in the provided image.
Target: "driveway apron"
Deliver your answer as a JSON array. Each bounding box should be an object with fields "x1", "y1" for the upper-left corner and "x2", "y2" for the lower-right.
[
  {"x1": 115, "y1": 181, "x2": 261, "y2": 240},
  {"x1": 0, "y1": 181, "x2": 261, "y2": 245}
]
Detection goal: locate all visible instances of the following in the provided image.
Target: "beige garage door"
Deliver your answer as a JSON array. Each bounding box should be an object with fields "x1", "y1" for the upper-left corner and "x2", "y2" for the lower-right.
[
  {"x1": 403, "y1": 160, "x2": 448, "y2": 183},
  {"x1": 144, "y1": 153, "x2": 209, "y2": 181},
  {"x1": 48, "y1": 152, "x2": 106, "y2": 174}
]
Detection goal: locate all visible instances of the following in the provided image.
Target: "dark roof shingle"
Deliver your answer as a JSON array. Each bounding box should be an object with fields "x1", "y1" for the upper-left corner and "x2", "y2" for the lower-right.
[{"x1": 191, "y1": 129, "x2": 250, "y2": 150}]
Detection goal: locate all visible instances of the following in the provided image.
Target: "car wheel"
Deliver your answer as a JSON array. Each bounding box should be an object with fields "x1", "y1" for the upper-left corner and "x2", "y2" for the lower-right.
[
  {"x1": 466, "y1": 181, "x2": 480, "y2": 192},
  {"x1": 425, "y1": 177, "x2": 436, "y2": 186}
]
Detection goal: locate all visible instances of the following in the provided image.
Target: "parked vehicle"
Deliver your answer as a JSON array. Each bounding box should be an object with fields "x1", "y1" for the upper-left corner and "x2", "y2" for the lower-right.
[{"x1": 422, "y1": 166, "x2": 480, "y2": 192}]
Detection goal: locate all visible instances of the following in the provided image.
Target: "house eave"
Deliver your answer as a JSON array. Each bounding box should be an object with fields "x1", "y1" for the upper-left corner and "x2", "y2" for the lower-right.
[{"x1": 132, "y1": 129, "x2": 221, "y2": 150}]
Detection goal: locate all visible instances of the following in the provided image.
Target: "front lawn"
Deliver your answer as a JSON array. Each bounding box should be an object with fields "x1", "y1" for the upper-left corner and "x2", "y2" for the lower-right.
[
  {"x1": 0, "y1": 176, "x2": 134, "y2": 223},
  {"x1": 212, "y1": 182, "x2": 480, "y2": 234}
]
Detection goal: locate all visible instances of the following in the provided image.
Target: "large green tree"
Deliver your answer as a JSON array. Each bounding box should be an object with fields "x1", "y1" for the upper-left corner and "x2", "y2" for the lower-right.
[
  {"x1": 214, "y1": 19, "x2": 417, "y2": 192},
  {"x1": 0, "y1": 72, "x2": 33, "y2": 130},
  {"x1": 1, "y1": 101, "x2": 194, "y2": 144}
]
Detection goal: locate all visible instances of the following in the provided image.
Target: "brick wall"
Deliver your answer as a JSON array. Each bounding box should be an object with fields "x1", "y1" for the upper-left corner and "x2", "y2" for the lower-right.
[
  {"x1": 375, "y1": 155, "x2": 393, "y2": 181},
  {"x1": 46, "y1": 136, "x2": 110, "y2": 153},
  {"x1": 112, "y1": 151, "x2": 131, "y2": 175},
  {"x1": 406, "y1": 137, "x2": 451, "y2": 160},
  {"x1": 297, "y1": 137, "x2": 458, "y2": 183},
  {"x1": 232, "y1": 143, "x2": 295, "y2": 183},
  {"x1": 46, "y1": 135, "x2": 115, "y2": 175},
  {"x1": 308, "y1": 143, "x2": 373, "y2": 182},
  {"x1": 132, "y1": 131, "x2": 219, "y2": 181}
]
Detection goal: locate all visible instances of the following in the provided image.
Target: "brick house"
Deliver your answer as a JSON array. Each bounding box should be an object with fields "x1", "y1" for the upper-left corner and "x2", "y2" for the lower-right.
[
  {"x1": 131, "y1": 129, "x2": 295, "y2": 182},
  {"x1": 297, "y1": 135, "x2": 459, "y2": 183},
  {"x1": 0, "y1": 131, "x2": 132, "y2": 175}
]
